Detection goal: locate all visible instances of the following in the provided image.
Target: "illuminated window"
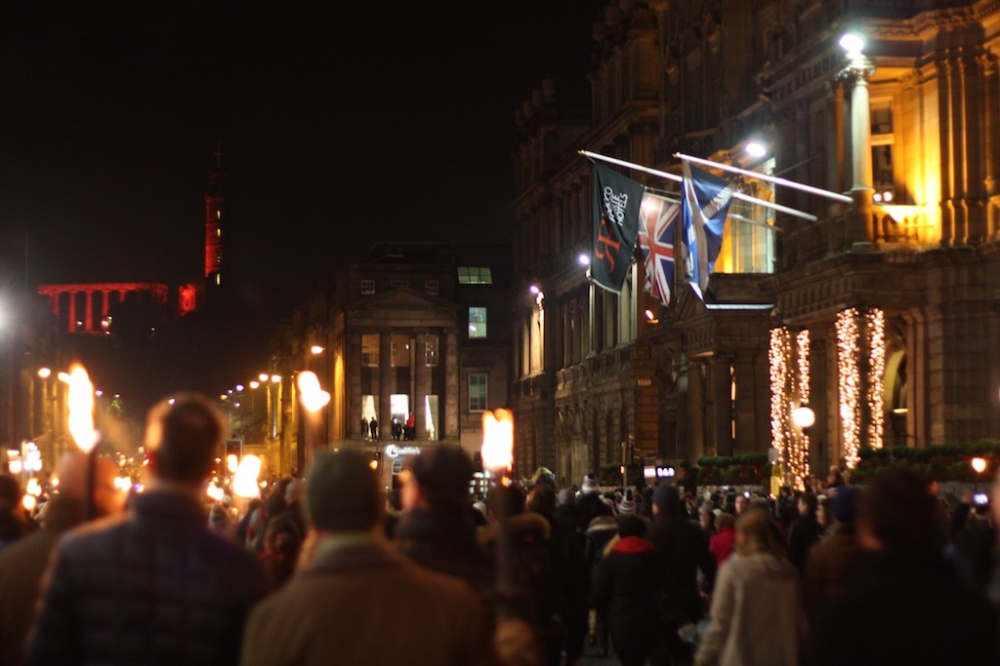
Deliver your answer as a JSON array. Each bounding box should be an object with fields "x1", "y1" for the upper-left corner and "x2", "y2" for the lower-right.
[
  {"x1": 425, "y1": 280, "x2": 439, "y2": 295},
  {"x1": 457, "y1": 267, "x2": 493, "y2": 284},
  {"x1": 361, "y1": 334, "x2": 379, "y2": 367},
  {"x1": 216, "y1": 210, "x2": 221, "y2": 220},
  {"x1": 468, "y1": 307, "x2": 487, "y2": 338},
  {"x1": 720, "y1": 159, "x2": 776, "y2": 274},
  {"x1": 469, "y1": 373, "x2": 488, "y2": 412},
  {"x1": 391, "y1": 334, "x2": 410, "y2": 367},
  {"x1": 361, "y1": 279, "x2": 375, "y2": 295},
  {"x1": 216, "y1": 228, "x2": 222, "y2": 237},
  {"x1": 425, "y1": 335, "x2": 439, "y2": 367}
]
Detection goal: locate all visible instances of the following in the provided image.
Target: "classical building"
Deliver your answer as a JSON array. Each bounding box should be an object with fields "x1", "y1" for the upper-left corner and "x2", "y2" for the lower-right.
[
  {"x1": 512, "y1": 0, "x2": 1000, "y2": 488},
  {"x1": 265, "y1": 242, "x2": 512, "y2": 481}
]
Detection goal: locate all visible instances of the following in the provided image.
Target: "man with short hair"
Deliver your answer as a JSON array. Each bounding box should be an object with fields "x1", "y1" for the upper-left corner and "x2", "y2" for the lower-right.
[
  {"x1": 241, "y1": 449, "x2": 489, "y2": 666},
  {"x1": 28, "y1": 394, "x2": 266, "y2": 665}
]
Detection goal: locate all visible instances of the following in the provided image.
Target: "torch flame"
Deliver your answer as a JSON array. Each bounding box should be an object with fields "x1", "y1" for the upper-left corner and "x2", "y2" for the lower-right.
[
  {"x1": 297, "y1": 371, "x2": 330, "y2": 413},
  {"x1": 481, "y1": 409, "x2": 514, "y2": 476},
  {"x1": 25, "y1": 478, "x2": 42, "y2": 497},
  {"x1": 233, "y1": 455, "x2": 262, "y2": 498},
  {"x1": 226, "y1": 454, "x2": 239, "y2": 474},
  {"x1": 67, "y1": 364, "x2": 98, "y2": 453}
]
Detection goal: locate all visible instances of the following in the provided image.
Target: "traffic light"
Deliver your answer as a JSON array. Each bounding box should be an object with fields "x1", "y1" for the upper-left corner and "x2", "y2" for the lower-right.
[{"x1": 370, "y1": 451, "x2": 383, "y2": 471}]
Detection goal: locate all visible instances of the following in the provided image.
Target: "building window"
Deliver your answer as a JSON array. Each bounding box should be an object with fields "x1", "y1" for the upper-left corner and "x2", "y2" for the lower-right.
[
  {"x1": 390, "y1": 279, "x2": 409, "y2": 289},
  {"x1": 457, "y1": 267, "x2": 493, "y2": 285},
  {"x1": 361, "y1": 279, "x2": 376, "y2": 295},
  {"x1": 425, "y1": 335, "x2": 439, "y2": 367},
  {"x1": 469, "y1": 373, "x2": 488, "y2": 412},
  {"x1": 391, "y1": 334, "x2": 410, "y2": 367},
  {"x1": 468, "y1": 307, "x2": 487, "y2": 338},
  {"x1": 361, "y1": 334, "x2": 379, "y2": 367},
  {"x1": 425, "y1": 280, "x2": 439, "y2": 295}
]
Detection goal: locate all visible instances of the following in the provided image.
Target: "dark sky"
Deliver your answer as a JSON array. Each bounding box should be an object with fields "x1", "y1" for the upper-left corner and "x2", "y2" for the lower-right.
[{"x1": 0, "y1": 1, "x2": 602, "y2": 311}]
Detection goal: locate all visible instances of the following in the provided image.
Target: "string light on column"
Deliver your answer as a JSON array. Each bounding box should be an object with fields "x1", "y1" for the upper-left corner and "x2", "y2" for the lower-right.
[
  {"x1": 867, "y1": 308, "x2": 885, "y2": 450},
  {"x1": 789, "y1": 329, "x2": 811, "y2": 489},
  {"x1": 769, "y1": 327, "x2": 791, "y2": 475},
  {"x1": 837, "y1": 309, "x2": 861, "y2": 468}
]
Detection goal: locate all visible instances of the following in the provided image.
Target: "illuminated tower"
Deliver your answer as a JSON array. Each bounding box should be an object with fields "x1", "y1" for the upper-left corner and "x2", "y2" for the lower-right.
[{"x1": 204, "y1": 146, "x2": 224, "y2": 286}]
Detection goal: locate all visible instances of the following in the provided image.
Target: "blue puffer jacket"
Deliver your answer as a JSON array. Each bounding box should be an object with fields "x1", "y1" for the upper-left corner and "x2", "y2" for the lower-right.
[{"x1": 27, "y1": 488, "x2": 266, "y2": 665}]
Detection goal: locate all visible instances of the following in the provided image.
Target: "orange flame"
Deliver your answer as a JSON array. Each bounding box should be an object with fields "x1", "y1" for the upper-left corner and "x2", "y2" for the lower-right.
[
  {"x1": 67, "y1": 364, "x2": 98, "y2": 453},
  {"x1": 297, "y1": 371, "x2": 330, "y2": 413},
  {"x1": 481, "y1": 409, "x2": 514, "y2": 475}
]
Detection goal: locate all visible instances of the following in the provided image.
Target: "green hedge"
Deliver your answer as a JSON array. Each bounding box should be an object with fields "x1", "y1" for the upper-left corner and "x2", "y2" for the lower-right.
[
  {"x1": 853, "y1": 441, "x2": 1000, "y2": 483},
  {"x1": 696, "y1": 453, "x2": 771, "y2": 486}
]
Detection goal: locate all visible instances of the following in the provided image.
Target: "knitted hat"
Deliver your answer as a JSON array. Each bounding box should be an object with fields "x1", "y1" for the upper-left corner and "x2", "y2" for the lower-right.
[
  {"x1": 531, "y1": 467, "x2": 556, "y2": 487},
  {"x1": 832, "y1": 485, "x2": 861, "y2": 525},
  {"x1": 653, "y1": 483, "x2": 680, "y2": 511},
  {"x1": 581, "y1": 474, "x2": 600, "y2": 495},
  {"x1": 617, "y1": 490, "x2": 636, "y2": 515},
  {"x1": 306, "y1": 450, "x2": 382, "y2": 531}
]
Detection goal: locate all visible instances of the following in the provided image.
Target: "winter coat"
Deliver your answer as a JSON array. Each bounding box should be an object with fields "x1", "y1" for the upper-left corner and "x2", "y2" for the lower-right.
[
  {"x1": 394, "y1": 505, "x2": 494, "y2": 604},
  {"x1": 810, "y1": 551, "x2": 999, "y2": 666},
  {"x1": 584, "y1": 515, "x2": 619, "y2": 587},
  {"x1": 787, "y1": 515, "x2": 822, "y2": 571},
  {"x1": 801, "y1": 527, "x2": 866, "y2": 616},
  {"x1": 709, "y1": 525, "x2": 737, "y2": 568},
  {"x1": 647, "y1": 513, "x2": 717, "y2": 625},
  {"x1": 696, "y1": 552, "x2": 804, "y2": 666},
  {"x1": 0, "y1": 497, "x2": 85, "y2": 666},
  {"x1": 27, "y1": 489, "x2": 266, "y2": 666},
  {"x1": 242, "y1": 537, "x2": 489, "y2": 666},
  {"x1": 591, "y1": 536, "x2": 660, "y2": 658}
]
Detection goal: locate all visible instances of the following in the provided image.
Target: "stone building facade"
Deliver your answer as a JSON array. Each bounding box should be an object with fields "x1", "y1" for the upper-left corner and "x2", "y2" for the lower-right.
[
  {"x1": 268, "y1": 242, "x2": 511, "y2": 480},
  {"x1": 512, "y1": 0, "x2": 1000, "y2": 487}
]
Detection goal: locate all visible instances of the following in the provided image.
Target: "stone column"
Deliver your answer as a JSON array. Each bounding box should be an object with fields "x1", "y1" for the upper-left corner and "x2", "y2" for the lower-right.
[
  {"x1": 708, "y1": 356, "x2": 734, "y2": 456},
  {"x1": 412, "y1": 331, "x2": 424, "y2": 438},
  {"x1": 379, "y1": 331, "x2": 392, "y2": 439},
  {"x1": 444, "y1": 330, "x2": 459, "y2": 439},
  {"x1": 844, "y1": 56, "x2": 875, "y2": 247},
  {"x1": 67, "y1": 290, "x2": 77, "y2": 333},
  {"x1": 733, "y1": 351, "x2": 758, "y2": 452},
  {"x1": 688, "y1": 359, "x2": 706, "y2": 459},
  {"x1": 84, "y1": 289, "x2": 94, "y2": 333}
]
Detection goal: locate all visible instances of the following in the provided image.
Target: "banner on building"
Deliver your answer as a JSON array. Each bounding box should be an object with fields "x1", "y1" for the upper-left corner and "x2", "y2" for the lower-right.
[
  {"x1": 681, "y1": 162, "x2": 734, "y2": 300},
  {"x1": 636, "y1": 194, "x2": 680, "y2": 306},
  {"x1": 591, "y1": 162, "x2": 643, "y2": 293}
]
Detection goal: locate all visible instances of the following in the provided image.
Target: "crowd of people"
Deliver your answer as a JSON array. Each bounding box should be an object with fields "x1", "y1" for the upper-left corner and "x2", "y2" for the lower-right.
[{"x1": 0, "y1": 395, "x2": 998, "y2": 664}]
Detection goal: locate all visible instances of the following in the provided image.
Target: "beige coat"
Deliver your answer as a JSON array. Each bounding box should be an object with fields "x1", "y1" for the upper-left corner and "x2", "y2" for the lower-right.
[
  {"x1": 695, "y1": 552, "x2": 804, "y2": 666},
  {"x1": 241, "y1": 537, "x2": 489, "y2": 666}
]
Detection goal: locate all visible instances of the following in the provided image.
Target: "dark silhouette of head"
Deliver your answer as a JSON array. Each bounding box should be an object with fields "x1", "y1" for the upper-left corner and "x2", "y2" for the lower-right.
[{"x1": 145, "y1": 393, "x2": 225, "y2": 488}]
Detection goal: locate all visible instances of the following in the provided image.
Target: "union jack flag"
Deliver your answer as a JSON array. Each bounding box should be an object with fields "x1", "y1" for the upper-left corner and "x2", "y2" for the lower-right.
[{"x1": 637, "y1": 194, "x2": 679, "y2": 306}]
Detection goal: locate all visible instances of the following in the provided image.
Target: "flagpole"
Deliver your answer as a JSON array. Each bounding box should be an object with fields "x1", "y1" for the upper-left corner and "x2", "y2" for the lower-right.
[
  {"x1": 674, "y1": 152, "x2": 854, "y2": 204},
  {"x1": 580, "y1": 150, "x2": 817, "y2": 222}
]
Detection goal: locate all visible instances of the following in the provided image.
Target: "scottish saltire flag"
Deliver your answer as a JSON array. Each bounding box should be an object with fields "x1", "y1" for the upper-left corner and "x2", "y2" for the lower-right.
[
  {"x1": 591, "y1": 163, "x2": 644, "y2": 293},
  {"x1": 681, "y1": 161, "x2": 733, "y2": 299},
  {"x1": 636, "y1": 195, "x2": 679, "y2": 305}
]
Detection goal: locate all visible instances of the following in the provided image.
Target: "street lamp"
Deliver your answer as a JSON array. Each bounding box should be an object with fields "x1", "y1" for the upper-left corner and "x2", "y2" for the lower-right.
[
  {"x1": 972, "y1": 457, "x2": 987, "y2": 492},
  {"x1": 792, "y1": 405, "x2": 816, "y2": 429}
]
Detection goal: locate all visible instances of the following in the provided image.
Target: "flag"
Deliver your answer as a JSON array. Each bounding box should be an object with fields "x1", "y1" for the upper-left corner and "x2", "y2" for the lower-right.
[
  {"x1": 636, "y1": 194, "x2": 679, "y2": 305},
  {"x1": 591, "y1": 163, "x2": 643, "y2": 293},
  {"x1": 681, "y1": 161, "x2": 734, "y2": 299}
]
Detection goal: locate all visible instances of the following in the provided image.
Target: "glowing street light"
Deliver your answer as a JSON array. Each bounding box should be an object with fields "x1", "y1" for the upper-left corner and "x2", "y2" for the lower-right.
[
  {"x1": 839, "y1": 32, "x2": 865, "y2": 56},
  {"x1": 37, "y1": 367, "x2": 51, "y2": 379},
  {"x1": 310, "y1": 345, "x2": 325, "y2": 355},
  {"x1": 792, "y1": 405, "x2": 816, "y2": 429},
  {"x1": 745, "y1": 141, "x2": 767, "y2": 159},
  {"x1": 972, "y1": 457, "x2": 987, "y2": 474}
]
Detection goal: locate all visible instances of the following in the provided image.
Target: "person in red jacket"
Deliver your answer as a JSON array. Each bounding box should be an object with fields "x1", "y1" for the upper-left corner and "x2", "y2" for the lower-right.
[{"x1": 709, "y1": 512, "x2": 737, "y2": 567}]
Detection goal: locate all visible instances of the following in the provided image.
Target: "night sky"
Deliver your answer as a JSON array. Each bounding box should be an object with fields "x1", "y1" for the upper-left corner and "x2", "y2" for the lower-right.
[{"x1": 1, "y1": 1, "x2": 603, "y2": 309}]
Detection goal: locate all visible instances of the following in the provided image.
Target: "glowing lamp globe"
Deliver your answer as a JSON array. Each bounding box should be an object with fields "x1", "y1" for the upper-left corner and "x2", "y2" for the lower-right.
[
  {"x1": 792, "y1": 405, "x2": 816, "y2": 429},
  {"x1": 971, "y1": 457, "x2": 987, "y2": 474}
]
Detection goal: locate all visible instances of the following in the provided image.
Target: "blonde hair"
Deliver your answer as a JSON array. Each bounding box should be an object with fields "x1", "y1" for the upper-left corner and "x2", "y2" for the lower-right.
[{"x1": 735, "y1": 508, "x2": 786, "y2": 558}]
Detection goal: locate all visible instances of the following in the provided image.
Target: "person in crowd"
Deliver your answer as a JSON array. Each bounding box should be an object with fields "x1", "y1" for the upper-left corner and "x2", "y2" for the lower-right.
[
  {"x1": 949, "y1": 492, "x2": 996, "y2": 591},
  {"x1": 209, "y1": 502, "x2": 231, "y2": 533},
  {"x1": 617, "y1": 489, "x2": 637, "y2": 517},
  {"x1": 709, "y1": 512, "x2": 737, "y2": 568},
  {"x1": 28, "y1": 393, "x2": 267, "y2": 665},
  {"x1": 0, "y1": 452, "x2": 123, "y2": 666},
  {"x1": 591, "y1": 515, "x2": 661, "y2": 666},
  {"x1": 648, "y1": 484, "x2": 717, "y2": 666},
  {"x1": 698, "y1": 501, "x2": 717, "y2": 542},
  {"x1": 405, "y1": 412, "x2": 415, "y2": 441},
  {"x1": 276, "y1": 478, "x2": 306, "y2": 542},
  {"x1": 815, "y1": 495, "x2": 832, "y2": 536},
  {"x1": 236, "y1": 497, "x2": 263, "y2": 545},
  {"x1": 552, "y1": 486, "x2": 589, "y2": 665},
  {"x1": 825, "y1": 465, "x2": 845, "y2": 490},
  {"x1": 369, "y1": 415, "x2": 379, "y2": 441},
  {"x1": 584, "y1": 499, "x2": 618, "y2": 657},
  {"x1": 0, "y1": 474, "x2": 33, "y2": 551},
  {"x1": 788, "y1": 492, "x2": 823, "y2": 571},
  {"x1": 528, "y1": 483, "x2": 588, "y2": 666},
  {"x1": 577, "y1": 474, "x2": 605, "y2": 526},
  {"x1": 810, "y1": 468, "x2": 999, "y2": 665},
  {"x1": 802, "y1": 485, "x2": 866, "y2": 617},
  {"x1": 242, "y1": 449, "x2": 489, "y2": 666},
  {"x1": 479, "y1": 485, "x2": 568, "y2": 666},
  {"x1": 393, "y1": 447, "x2": 494, "y2": 604},
  {"x1": 258, "y1": 514, "x2": 302, "y2": 589},
  {"x1": 361, "y1": 416, "x2": 369, "y2": 440},
  {"x1": 695, "y1": 508, "x2": 803, "y2": 666},
  {"x1": 247, "y1": 478, "x2": 291, "y2": 553},
  {"x1": 733, "y1": 493, "x2": 749, "y2": 517}
]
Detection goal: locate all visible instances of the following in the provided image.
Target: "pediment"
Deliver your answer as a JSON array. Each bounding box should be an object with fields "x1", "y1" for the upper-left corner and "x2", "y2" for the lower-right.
[{"x1": 351, "y1": 287, "x2": 456, "y2": 312}]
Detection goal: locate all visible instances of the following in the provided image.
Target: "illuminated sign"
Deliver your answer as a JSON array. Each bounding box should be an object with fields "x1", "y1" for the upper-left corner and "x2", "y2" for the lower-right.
[
  {"x1": 643, "y1": 465, "x2": 676, "y2": 479},
  {"x1": 384, "y1": 445, "x2": 421, "y2": 459}
]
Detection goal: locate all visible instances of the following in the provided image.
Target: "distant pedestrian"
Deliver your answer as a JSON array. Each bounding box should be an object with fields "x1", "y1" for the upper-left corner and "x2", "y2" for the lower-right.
[
  {"x1": 369, "y1": 416, "x2": 379, "y2": 441},
  {"x1": 361, "y1": 416, "x2": 369, "y2": 440},
  {"x1": 788, "y1": 492, "x2": 822, "y2": 571}
]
